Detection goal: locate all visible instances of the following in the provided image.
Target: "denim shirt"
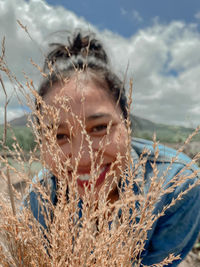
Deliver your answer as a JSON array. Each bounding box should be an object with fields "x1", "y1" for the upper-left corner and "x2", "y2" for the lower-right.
[{"x1": 25, "y1": 138, "x2": 200, "y2": 266}]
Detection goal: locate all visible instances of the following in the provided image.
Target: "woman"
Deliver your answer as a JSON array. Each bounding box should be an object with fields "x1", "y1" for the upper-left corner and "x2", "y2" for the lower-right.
[{"x1": 27, "y1": 31, "x2": 200, "y2": 266}]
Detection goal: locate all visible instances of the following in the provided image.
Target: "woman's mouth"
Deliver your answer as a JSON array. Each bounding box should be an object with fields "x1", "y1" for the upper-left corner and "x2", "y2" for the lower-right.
[{"x1": 77, "y1": 164, "x2": 110, "y2": 189}]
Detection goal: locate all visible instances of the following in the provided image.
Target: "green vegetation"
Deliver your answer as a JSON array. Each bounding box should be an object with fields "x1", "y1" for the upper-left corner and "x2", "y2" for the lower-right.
[
  {"x1": 0, "y1": 126, "x2": 36, "y2": 152},
  {"x1": 131, "y1": 115, "x2": 200, "y2": 143}
]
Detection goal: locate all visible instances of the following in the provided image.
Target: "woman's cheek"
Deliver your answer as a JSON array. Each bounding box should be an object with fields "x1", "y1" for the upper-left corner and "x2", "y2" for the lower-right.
[
  {"x1": 114, "y1": 124, "x2": 128, "y2": 150},
  {"x1": 41, "y1": 141, "x2": 66, "y2": 175},
  {"x1": 101, "y1": 126, "x2": 127, "y2": 162}
]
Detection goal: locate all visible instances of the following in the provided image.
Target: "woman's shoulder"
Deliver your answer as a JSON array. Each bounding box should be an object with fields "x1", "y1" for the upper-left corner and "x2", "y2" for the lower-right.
[
  {"x1": 131, "y1": 137, "x2": 199, "y2": 170},
  {"x1": 28, "y1": 168, "x2": 55, "y2": 193},
  {"x1": 24, "y1": 168, "x2": 56, "y2": 208},
  {"x1": 22, "y1": 168, "x2": 57, "y2": 229},
  {"x1": 134, "y1": 138, "x2": 200, "y2": 265},
  {"x1": 131, "y1": 137, "x2": 200, "y2": 193}
]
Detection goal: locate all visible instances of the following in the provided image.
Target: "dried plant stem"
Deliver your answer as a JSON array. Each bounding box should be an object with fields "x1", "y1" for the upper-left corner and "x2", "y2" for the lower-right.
[
  {"x1": 1, "y1": 28, "x2": 200, "y2": 266},
  {"x1": 0, "y1": 74, "x2": 16, "y2": 216}
]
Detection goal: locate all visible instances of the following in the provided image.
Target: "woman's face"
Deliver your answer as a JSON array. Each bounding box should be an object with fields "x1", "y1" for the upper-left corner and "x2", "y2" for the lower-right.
[{"x1": 42, "y1": 75, "x2": 128, "y2": 201}]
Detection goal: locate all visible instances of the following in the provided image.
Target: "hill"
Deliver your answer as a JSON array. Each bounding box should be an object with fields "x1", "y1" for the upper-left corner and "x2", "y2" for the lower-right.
[
  {"x1": 8, "y1": 115, "x2": 30, "y2": 126},
  {"x1": 131, "y1": 115, "x2": 198, "y2": 143}
]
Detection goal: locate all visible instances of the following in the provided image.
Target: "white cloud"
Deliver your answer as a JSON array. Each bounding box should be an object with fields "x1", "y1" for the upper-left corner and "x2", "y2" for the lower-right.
[
  {"x1": 0, "y1": 0, "x2": 200, "y2": 128},
  {"x1": 120, "y1": 7, "x2": 127, "y2": 16},
  {"x1": 194, "y1": 11, "x2": 200, "y2": 20},
  {"x1": 120, "y1": 7, "x2": 143, "y2": 24},
  {"x1": 131, "y1": 10, "x2": 143, "y2": 23},
  {"x1": 104, "y1": 21, "x2": 200, "y2": 127},
  {"x1": 0, "y1": 0, "x2": 96, "y2": 123}
]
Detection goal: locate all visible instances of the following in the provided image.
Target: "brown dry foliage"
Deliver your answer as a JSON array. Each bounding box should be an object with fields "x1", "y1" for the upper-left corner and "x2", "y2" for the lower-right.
[{"x1": 0, "y1": 27, "x2": 200, "y2": 267}]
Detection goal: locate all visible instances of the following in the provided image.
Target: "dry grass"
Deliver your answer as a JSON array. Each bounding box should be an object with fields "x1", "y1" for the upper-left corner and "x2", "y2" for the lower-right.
[{"x1": 1, "y1": 26, "x2": 200, "y2": 267}]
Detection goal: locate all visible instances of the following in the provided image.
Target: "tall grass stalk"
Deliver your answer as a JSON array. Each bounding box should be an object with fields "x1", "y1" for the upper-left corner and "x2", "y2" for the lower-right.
[{"x1": 0, "y1": 27, "x2": 200, "y2": 266}]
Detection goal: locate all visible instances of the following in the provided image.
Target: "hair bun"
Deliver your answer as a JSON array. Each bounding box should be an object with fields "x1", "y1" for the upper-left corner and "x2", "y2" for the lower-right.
[
  {"x1": 69, "y1": 33, "x2": 108, "y2": 64},
  {"x1": 44, "y1": 32, "x2": 108, "y2": 71}
]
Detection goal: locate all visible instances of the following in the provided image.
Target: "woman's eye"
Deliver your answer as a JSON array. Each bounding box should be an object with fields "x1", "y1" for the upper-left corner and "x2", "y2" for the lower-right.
[
  {"x1": 91, "y1": 124, "x2": 108, "y2": 133},
  {"x1": 56, "y1": 134, "x2": 69, "y2": 142}
]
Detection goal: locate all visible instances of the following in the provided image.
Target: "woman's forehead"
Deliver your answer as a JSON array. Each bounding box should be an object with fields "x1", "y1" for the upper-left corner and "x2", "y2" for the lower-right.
[
  {"x1": 43, "y1": 77, "x2": 121, "y2": 121},
  {"x1": 44, "y1": 78, "x2": 115, "y2": 109},
  {"x1": 45, "y1": 77, "x2": 108, "y2": 101}
]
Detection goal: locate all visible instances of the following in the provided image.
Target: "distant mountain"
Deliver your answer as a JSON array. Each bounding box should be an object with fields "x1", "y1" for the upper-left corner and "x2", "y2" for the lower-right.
[
  {"x1": 131, "y1": 115, "x2": 197, "y2": 143},
  {"x1": 8, "y1": 115, "x2": 31, "y2": 126}
]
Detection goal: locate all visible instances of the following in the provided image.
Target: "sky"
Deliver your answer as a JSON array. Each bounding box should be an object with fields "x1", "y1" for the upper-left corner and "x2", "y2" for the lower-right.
[{"x1": 1, "y1": 0, "x2": 200, "y2": 128}]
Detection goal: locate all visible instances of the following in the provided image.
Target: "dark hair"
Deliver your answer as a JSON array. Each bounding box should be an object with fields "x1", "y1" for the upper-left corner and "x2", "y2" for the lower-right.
[{"x1": 37, "y1": 31, "x2": 128, "y2": 119}]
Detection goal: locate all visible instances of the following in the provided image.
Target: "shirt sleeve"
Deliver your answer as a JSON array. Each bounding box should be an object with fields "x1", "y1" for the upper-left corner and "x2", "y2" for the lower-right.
[
  {"x1": 141, "y1": 169, "x2": 200, "y2": 267},
  {"x1": 22, "y1": 170, "x2": 57, "y2": 230}
]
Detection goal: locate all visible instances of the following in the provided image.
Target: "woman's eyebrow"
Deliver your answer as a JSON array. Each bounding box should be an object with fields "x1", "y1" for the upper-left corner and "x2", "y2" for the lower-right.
[
  {"x1": 48, "y1": 114, "x2": 112, "y2": 129},
  {"x1": 86, "y1": 113, "x2": 112, "y2": 121}
]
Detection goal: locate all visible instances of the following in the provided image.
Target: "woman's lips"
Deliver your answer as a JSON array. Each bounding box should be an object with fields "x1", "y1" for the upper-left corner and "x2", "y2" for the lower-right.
[{"x1": 77, "y1": 164, "x2": 110, "y2": 189}]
